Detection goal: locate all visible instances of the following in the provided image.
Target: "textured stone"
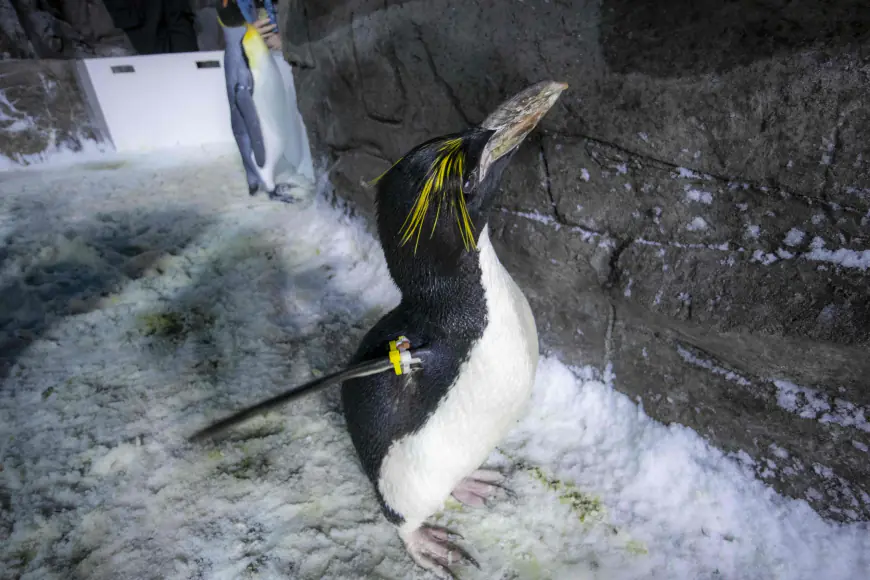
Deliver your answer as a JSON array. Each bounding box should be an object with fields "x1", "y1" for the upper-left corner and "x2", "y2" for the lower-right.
[
  {"x1": 0, "y1": 0, "x2": 36, "y2": 58},
  {"x1": 285, "y1": 0, "x2": 870, "y2": 521},
  {"x1": 0, "y1": 59, "x2": 106, "y2": 164},
  {"x1": 1, "y1": 0, "x2": 143, "y2": 60}
]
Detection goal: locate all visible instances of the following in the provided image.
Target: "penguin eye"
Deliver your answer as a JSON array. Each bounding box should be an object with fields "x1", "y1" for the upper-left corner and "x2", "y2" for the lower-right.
[{"x1": 462, "y1": 168, "x2": 479, "y2": 194}]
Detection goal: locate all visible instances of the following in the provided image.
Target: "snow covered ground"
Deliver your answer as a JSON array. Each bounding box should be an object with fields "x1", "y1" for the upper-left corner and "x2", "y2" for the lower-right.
[{"x1": 0, "y1": 149, "x2": 867, "y2": 580}]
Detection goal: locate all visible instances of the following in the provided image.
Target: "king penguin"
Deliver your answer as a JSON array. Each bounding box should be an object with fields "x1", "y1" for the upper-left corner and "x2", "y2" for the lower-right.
[
  {"x1": 217, "y1": 0, "x2": 306, "y2": 201},
  {"x1": 341, "y1": 81, "x2": 567, "y2": 578}
]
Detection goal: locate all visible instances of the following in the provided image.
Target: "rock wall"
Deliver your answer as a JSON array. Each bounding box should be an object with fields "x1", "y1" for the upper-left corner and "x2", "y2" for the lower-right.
[
  {"x1": 283, "y1": 0, "x2": 870, "y2": 521},
  {"x1": 0, "y1": 59, "x2": 107, "y2": 165},
  {"x1": 0, "y1": 0, "x2": 136, "y2": 59}
]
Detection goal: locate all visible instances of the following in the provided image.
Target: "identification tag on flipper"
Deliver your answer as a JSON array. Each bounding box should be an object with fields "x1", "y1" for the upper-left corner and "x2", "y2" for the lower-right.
[{"x1": 189, "y1": 342, "x2": 429, "y2": 442}]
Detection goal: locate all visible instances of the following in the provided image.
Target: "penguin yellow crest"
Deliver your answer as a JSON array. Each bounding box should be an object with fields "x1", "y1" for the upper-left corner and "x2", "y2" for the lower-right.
[
  {"x1": 242, "y1": 24, "x2": 271, "y2": 68},
  {"x1": 397, "y1": 138, "x2": 477, "y2": 254}
]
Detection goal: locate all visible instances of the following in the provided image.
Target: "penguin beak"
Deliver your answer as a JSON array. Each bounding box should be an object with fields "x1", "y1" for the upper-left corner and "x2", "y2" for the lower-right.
[{"x1": 474, "y1": 80, "x2": 568, "y2": 188}]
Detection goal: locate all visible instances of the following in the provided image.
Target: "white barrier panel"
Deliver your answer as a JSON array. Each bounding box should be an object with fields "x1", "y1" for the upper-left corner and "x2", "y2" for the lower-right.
[
  {"x1": 80, "y1": 50, "x2": 313, "y2": 181},
  {"x1": 81, "y1": 51, "x2": 234, "y2": 152}
]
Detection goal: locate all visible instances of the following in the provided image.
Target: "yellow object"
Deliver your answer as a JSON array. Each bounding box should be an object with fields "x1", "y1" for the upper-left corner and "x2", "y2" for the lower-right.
[
  {"x1": 366, "y1": 155, "x2": 404, "y2": 188},
  {"x1": 398, "y1": 138, "x2": 477, "y2": 254},
  {"x1": 388, "y1": 336, "x2": 411, "y2": 375},
  {"x1": 388, "y1": 347, "x2": 402, "y2": 374},
  {"x1": 242, "y1": 23, "x2": 270, "y2": 68}
]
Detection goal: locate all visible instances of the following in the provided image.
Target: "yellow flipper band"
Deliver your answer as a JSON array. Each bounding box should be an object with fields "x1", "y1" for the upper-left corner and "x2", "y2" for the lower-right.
[
  {"x1": 388, "y1": 343, "x2": 402, "y2": 375},
  {"x1": 388, "y1": 336, "x2": 411, "y2": 375}
]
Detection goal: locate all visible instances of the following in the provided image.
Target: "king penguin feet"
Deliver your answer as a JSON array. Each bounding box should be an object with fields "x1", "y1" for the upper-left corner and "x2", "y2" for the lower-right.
[
  {"x1": 451, "y1": 469, "x2": 515, "y2": 508},
  {"x1": 401, "y1": 524, "x2": 480, "y2": 579},
  {"x1": 269, "y1": 182, "x2": 310, "y2": 204}
]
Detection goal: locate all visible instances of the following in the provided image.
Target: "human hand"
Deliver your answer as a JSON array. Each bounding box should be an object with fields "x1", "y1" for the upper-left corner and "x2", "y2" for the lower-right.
[{"x1": 253, "y1": 18, "x2": 281, "y2": 50}]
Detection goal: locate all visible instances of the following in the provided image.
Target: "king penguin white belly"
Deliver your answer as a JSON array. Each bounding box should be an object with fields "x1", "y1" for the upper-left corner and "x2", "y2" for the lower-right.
[
  {"x1": 244, "y1": 36, "x2": 291, "y2": 192},
  {"x1": 377, "y1": 225, "x2": 539, "y2": 533}
]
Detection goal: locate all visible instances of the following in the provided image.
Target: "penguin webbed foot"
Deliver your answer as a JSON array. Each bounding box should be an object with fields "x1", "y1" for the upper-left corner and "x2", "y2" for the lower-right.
[
  {"x1": 403, "y1": 524, "x2": 480, "y2": 579},
  {"x1": 451, "y1": 469, "x2": 515, "y2": 508},
  {"x1": 268, "y1": 183, "x2": 307, "y2": 204}
]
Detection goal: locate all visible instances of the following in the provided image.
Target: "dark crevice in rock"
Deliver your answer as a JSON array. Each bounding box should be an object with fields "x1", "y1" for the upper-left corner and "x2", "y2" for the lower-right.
[
  {"x1": 326, "y1": 37, "x2": 358, "y2": 94},
  {"x1": 556, "y1": 130, "x2": 867, "y2": 216},
  {"x1": 350, "y1": 11, "x2": 405, "y2": 127},
  {"x1": 822, "y1": 100, "x2": 844, "y2": 200},
  {"x1": 349, "y1": 13, "x2": 366, "y2": 106},
  {"x1": 411, "y1": 22, "x2": 472, "y2": 126},
  {"x1": 605, "y1": 238, "x2": 631, "y2": 289},
  {"x1": 696, "y1": 121, "x2": 728, "y2": 173},
  {"x1": 492, "y1": 204, "x2": 608, "y2": 240},
  {"x1": 381, "y1": 38, "x2": 409, "y2": 124},
  {"x1": 365, "y1": 111, "x2": 403, "y2": 126},
  {"x1": 671, "y1": 339, "x2": 760, "y2": 392},
  {"x1": 604, "y1": 300, "x2": 616, "y2": 365},
  {"x1": 325, "y1": 140, "x2": 389, "y2": 159},
  {"x1": 538, "y1": 139, "x2": 563, "y2": 221},
  {"x1": 493, "y1": 205, "x2": 623, "y2": 250},
  {"x1": 281, "y1": 0, "x2": 316, "y2": 67},
  {"x1": 821, "y1": 104, "x2": 845, "y2": 234},
  {"x1": 532, "y1": 36, "x2": 557, "y2": 81},
  {"x1": 349, "y1": 12, "x2": 365, "y2": 81},
  {"x1": 558, "y1": 130, "x2": 696, "y2": 171},
  {"x1": 575, "y1": 223, "x2": 614, "y2": 239}
]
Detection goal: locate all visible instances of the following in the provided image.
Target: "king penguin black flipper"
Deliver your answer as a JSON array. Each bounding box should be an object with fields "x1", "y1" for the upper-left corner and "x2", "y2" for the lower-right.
[{"x1": 341, "y1": 81, "x2": 567, "y2": 578}]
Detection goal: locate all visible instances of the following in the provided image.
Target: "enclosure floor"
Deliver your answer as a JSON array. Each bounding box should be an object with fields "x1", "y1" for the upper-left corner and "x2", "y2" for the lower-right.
[{"x1": 0, "y1": 151, "x2": 866, "y2": 580}]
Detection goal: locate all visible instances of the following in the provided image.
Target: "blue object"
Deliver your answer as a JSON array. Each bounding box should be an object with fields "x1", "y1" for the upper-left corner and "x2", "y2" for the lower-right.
[
  {"x1": 264, "y1": 0, "x2": 279, "y2": 32},
  {"x1": 235, "y1": 0, "x2": 256, "y2": 23},
  {"x1": 236, "y1": 0, "x2": 279, "y2": 33}
]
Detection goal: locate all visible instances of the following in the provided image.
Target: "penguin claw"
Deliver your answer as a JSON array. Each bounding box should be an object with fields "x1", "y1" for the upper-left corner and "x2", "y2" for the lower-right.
[
  {"x1": 451, "y1": 469, "x2": 514, "y2": 508},
  {"x1": 423, "y1": 523, "x2": 464, "y2": 541},
  {"x1": 403, "y1": 524, "x2": 479, "y2": 579},
  {"x1": 269, "y1": 184, "x2": 308, "y2": 204},
  {"x1": 467, "y1": 468, "x2": 506, "y2": 483}
]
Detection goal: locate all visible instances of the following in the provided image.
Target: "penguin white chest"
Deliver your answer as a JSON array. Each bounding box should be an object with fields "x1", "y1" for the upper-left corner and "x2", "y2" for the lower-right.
[
  {"x1": 250, "y1": 55, "x2": 290, "y2": 188},
  {"x1": 377, "y1": 225, "x2": 539, "y2": 528}
]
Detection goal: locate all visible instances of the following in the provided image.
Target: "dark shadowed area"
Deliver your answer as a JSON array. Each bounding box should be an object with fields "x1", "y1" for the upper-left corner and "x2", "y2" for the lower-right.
[
  {"x1": 0, "y1": 207, "x2": 209, "y2": 379},
  {"x1": 599, "y1": 0, "x2": 870, "y2": 77}
]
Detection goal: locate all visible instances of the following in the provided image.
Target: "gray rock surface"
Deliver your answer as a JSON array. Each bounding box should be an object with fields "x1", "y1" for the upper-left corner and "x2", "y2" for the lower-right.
[
  {"x1": 0, "y1": 0, "x2": 35, "y2": 58},
  {"x1": 0, "y1": 59, "x2": 107, "y2": 164},
  {"x1": 0, "y1": 0, "x2": 139, "y2": 60},
  {"x1": 284, "y1": 0, "x2": 870, "y2": 521}
]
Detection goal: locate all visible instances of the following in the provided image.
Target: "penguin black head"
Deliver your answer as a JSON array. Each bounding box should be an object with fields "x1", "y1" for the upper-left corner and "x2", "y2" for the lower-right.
[
  {"x1": 373, "y1": 81, "x2": 567, "y2": 286},
  {"x1": 217, "y1": 0, "x2": 247, "y2": 28}
]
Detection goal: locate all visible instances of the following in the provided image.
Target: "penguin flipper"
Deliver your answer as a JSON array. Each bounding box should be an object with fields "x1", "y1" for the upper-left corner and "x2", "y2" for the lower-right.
[
  {"x1": 233, "y1": 81, "x2": 267, "y2": 168},
  {"x1": 188, "y1": 351, "x2": 428, "y2": 442},
  {"x1": 229, "y1": 102, "x2": 262, "y2": 193}
]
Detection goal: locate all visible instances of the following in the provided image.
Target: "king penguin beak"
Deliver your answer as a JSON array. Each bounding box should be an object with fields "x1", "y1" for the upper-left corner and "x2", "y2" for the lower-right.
[{"x1": 474, "y1": 80, "x2": 568, "y2": 187}]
